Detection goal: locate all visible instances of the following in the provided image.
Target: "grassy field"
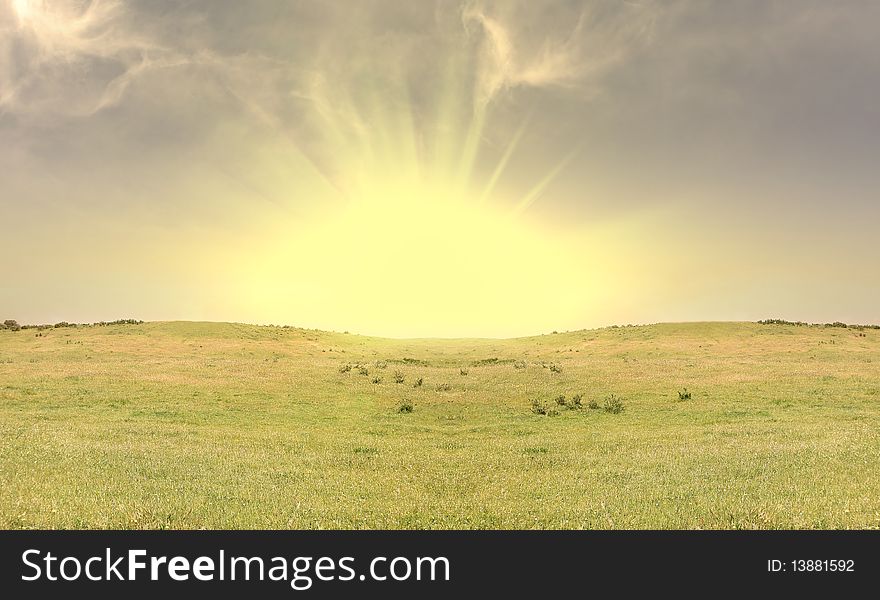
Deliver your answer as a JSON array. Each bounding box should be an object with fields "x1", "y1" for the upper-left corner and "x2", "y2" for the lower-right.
[{"x1": 1, "y1": 320, "x2": 878, "y2": 529}]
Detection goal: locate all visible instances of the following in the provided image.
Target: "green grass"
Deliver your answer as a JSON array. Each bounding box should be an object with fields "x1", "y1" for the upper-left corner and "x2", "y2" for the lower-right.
[{"x1": 1, "y1": 321, "x2": 879, "y2": 529}]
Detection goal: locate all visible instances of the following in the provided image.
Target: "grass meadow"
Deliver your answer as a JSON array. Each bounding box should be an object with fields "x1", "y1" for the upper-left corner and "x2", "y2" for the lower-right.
[{"x1": 1, "y1": 321, "x2": 879, "y2": 529}]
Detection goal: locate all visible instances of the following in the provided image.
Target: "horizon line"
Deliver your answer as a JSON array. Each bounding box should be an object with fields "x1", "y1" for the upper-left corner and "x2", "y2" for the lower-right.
[{"x1": 4, "y1": 317, "x2": 879, "y2": 341}]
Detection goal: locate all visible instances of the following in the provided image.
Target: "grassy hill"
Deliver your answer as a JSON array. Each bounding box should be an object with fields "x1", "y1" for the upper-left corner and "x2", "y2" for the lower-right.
[{"x1": 1, "y1": 320, "x2": 878, "y2": 528}]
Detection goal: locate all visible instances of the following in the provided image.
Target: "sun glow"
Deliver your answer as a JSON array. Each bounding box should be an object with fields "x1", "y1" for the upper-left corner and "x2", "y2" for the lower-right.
[
  {"x1": 196, "y1": 13, "x2": 603, "y2": 338},
  {"x1": 235, "y1": 175, "x2": 590, "y2": 337}
]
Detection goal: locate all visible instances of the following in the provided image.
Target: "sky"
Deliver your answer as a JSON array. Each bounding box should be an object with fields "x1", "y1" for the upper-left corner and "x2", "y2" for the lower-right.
[{"x1": 1, "y1": 0, "x2": 878, "y2": 337}]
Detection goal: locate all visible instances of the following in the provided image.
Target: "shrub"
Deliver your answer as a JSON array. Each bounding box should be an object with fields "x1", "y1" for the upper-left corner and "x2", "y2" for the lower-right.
[
  {"x1": 472, "y1": 358, "x2": 499, "y2": 366},
  {"x1": 339, "y1": 363, "x2": 352, "y2": 374},
  {"x1": 546, "y1": 408, "x2": 559, "y2": 417},
  {"x1": 513, "y1": 360, "x2": 527, "y2": 369},
  {"x1": 571, "y1": 394, "x2": 583, "y2": 409},
  {"x1": 436, "y1": 383, "x2": 451, "y2": 392},
  {"x1": 94, "y1": 319, "x2": 143, "y2": 326},
  {"x1": 371, "y1": 376, "x2": 382, "y2": 384},
  {"x1": 549, "y1": 363, "x2": 562, "y2": 374},
  {"x1": 459, "y1": 367, "x2": 469, "y2": 376},
  {"x1": 555, "y1": 395, "x2": 567, "y2": 406},
  {"x1": 357, "y1": 366, "x2": 369, "y2": 376},
  {"x1": 413, "y1": 377, "x2": 423, "y2": 388},
  {"x1": 588, "y1": 398, "x2": 600, "y2": 410},
  {"x1": 530, "y1": 399, "x2": 547, "y2": 415},
  {"x1": 3, "y1": 319, "x2": 20, "y2": 332},
  {"x1": 393, "y1": 371, "x2": 405, "y2": 384},
  {"x1": 374, "y1": 360, "x2": 387, "y2": 369},
  {"x1": 603, "y1": 394, "x2": 625, "y2": 414},
  {"x1": 398, "y1": 401, "x2": 414, "y2": 414},
  {"x1": 678, "y1": 388, "x2": 692, "y2": 401},
  {"x1": 758, "y1": 319, "x2": 808, "y2": 326}
]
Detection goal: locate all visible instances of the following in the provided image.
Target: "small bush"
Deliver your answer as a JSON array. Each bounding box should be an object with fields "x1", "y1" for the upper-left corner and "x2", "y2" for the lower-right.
[
  {"x1": 513, "y1": 360, "x2": 527, "y2": 370},
  {"x1": 588, "y1": 399, "x2": 600, "y2": 410},
  {"x1": 339, "y1": 363, "x2": 352, "y2": 374},
  {"x1": 413, "y1": 377, "x2": 423, "y2": 388},
  {"x1": 398, "y1": 401, "x2": 413, "y2": 414},
  {"x1": 546, "y1": 408, "x2": 559, "y2": 417},
  {"x1": 530, "y1": 399, "x2": 547, "y2": 415},
  {"x1": 459, "y1": 367, "x2": 469, "y2": 376},
  {"x1": 571, "y1": 394, "x2": 583, "y2": 409},
  {"x1": 603, "y1": 394, "x2": 625, "y2": 414},
  {"x1": 357, "y1": 366, "x2": 369, "y2": 376},
  {"x1": 374, "y1": 360, "x2": 387, "y2": 369},
  {"x1": 436, "y1": 383, "x2": 451, "y2": 392},
  {"x1": 555, "y1": 395, "x2": 567, "y2": 406},
  {"x1": 549, "y1": 363, "x2": 562, "y2": 374},
  {"x1": 472, "y1": 358, "x2": 499, "y2": 366},
  {"x1": 393, "y1": 371, "x2": 405, "y2": 384},
  {"x1": 678, "y1": 388, "x2": 692, "y2": 401},
  {"x1": 371, "y1": 376, "x2": 382, "y2": 384}
]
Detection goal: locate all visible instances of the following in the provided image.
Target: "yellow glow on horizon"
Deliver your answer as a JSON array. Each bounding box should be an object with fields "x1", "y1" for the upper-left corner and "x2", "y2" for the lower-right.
[
  {"x1": 227, "y1": 174, "x2": 595, "y2": 338},
  {"x1": 193, "y1": 27, "x2": 601, "y2": 338}
]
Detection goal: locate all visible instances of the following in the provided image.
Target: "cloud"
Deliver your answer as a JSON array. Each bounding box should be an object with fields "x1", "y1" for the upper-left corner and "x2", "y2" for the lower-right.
[
  {"x1": 0, "y1": 0, "x2": 171, "y2": 117},
  {"x1": 463, "y1": 0, "x2": 657, "y2": 108}
]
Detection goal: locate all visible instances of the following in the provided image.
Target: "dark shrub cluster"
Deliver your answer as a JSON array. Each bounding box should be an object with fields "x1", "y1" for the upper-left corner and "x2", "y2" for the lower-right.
[
  {"x1": 472, "y1": 357, "x2": 499, "y2": 366},
  {"x1": 678, "y1": 388, "x2": 692, "y2": 401},
  {"x1": 531, "y1": 399, "x2": 557, "y2": 416},
  {"x1": 603, "y1": 394, "x2": 625, "y2": 414},
  {"x1": 759, "y1": 318, "x2": 879, "y2": 330},
  {"x1": 4, "y1": 318, "x2": 144, "y2": 332}
]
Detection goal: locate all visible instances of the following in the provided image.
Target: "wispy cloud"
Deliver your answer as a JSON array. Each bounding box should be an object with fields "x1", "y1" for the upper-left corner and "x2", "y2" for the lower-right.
[
  {"x1": 463, "y1": 0, "x2": 657, "y2": 108},
  {"x1": 0, "y1": 0, "x2": 172, "y2": 117}
]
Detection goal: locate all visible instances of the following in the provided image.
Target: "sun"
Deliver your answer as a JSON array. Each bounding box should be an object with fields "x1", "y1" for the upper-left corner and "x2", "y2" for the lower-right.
[
  {"x1": 200, "y1": 12, "x2": 599, "y2": 337},
  {"x1": 234, "y1": 174, "x2": 586, "y2": 337}
]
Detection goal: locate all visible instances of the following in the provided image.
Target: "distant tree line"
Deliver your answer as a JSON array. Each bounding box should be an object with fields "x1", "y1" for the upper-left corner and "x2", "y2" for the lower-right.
[
  {"x1": 1, "y1": 319, "x2": 143, "y2": 332},
  {"x1": 758, "y1": 319, "x2": 880, "y2": 330}
]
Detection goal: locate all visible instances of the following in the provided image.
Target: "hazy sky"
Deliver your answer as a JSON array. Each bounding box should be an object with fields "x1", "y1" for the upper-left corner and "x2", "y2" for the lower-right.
[{"x1": 2, "y1": 0, "x2": 878, "y2": 337}]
